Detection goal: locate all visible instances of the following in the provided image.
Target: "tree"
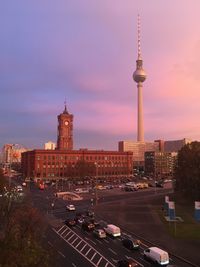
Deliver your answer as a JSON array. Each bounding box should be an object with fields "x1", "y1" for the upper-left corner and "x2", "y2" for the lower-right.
[
  {"x1": 75, "y1": 160, "x2": 96, "y2": 179},
  {"x1": 174, "y1": 141, "x2": 200, "y2": 200},
  {"x1": 0, "y1": 168, "x2": 52, "y2": 267},
  {"x1": 0, "y1": 169, "x2": 8, "y2": 192},
  {"x1": 0, "y1": 205, "x2": 51, "y2": 267}
]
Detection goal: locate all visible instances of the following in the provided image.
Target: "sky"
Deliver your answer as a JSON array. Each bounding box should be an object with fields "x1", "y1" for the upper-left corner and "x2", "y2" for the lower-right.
[{"x1": 1, "y1": 0, "x2": 200, "y2": 151}]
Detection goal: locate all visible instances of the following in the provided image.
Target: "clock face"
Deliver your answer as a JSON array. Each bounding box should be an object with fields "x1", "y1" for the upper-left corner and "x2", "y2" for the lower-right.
[{"x1": 64, "y1": 121, "x2": 69, "y2": 126}]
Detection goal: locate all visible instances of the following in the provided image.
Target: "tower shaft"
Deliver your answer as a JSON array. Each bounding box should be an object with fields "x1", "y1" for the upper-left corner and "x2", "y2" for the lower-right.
[{"x1": 137, "y1": 82, "x2": 144, "y2": 142}]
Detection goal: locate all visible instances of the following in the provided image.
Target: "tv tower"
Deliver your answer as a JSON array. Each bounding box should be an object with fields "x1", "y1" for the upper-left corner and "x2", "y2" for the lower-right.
[{"x1": 133, "y1": 14, "x2": 147, "y2": 142}]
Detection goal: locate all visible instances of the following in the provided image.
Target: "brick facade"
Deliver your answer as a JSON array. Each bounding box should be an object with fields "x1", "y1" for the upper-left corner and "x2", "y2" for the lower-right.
[{"x1": 21, "y1": 149, "x2": 133, "y2": 181}]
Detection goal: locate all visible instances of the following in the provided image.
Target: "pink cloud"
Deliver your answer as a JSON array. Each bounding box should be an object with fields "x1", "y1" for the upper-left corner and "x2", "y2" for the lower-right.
[{"x1": 75, "y1": 100, "x2": 135, "y2": 135}]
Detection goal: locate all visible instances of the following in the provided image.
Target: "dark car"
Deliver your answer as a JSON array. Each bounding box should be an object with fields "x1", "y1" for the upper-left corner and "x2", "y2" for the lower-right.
[
  {"x1": 74, "y1": 215, "x2": 85, "y2": 224},
  {"x1": 85, "y1": 209, "x2": 94, "y2": 218},
  {"x1": 89, "y1": 218, "x2": 100, "y2": 228},
  {"x1": 75, "y1": 212, "x2": 86, "y2": 223},
  {"x1": 64, "y1": 218, "x2": 76, "y2": 227},
  {"x1": 155, "y1": 181, "x2": 163, "y2": 188},
  {"x1": 76, "y1": 211, "x2": 86, "y2": 218},
  {"x1": 124, "y1": 186, "x2": 134, "y2": 192},
  {"x1": 93, "y1": 228, "x2": 106, "y2": 238},
  {"x1": 82, "y1": 221, "x2": 95, "y2": 231},
  {"x1": 122, "y1": 238, "x2": 140, "y2": 250},
  {"x1": 117, "y1": 259, "x2": 138, "y2": 267}
]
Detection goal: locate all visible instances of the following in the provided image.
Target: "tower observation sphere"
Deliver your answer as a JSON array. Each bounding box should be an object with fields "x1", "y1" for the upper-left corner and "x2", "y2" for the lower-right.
[{"x1": 133, "y1": 63, "x2": 147, "y2": 83}]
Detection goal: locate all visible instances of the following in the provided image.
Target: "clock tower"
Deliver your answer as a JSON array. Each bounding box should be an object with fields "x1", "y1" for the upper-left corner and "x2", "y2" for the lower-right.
[{"x1": 57, "y1": 103, "x2": 73, "y2": 150}]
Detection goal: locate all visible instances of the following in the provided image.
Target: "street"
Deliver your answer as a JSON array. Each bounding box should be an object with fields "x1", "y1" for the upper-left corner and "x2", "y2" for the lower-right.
[{"x1": 20, "y1": 181, "x2": 199, "y2": 267}]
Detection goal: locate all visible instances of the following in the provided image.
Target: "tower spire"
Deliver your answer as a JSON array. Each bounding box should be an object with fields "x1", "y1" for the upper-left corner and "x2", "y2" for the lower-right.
[
  {"x1": 137, "y1": 14, "x2": 142, "y2": 60},
  {"x1": 63, "y1": 99, "x2": 68, "y2": 114}
]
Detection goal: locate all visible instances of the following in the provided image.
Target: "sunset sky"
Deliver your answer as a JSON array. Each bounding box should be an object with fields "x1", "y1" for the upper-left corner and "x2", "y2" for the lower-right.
[{"x1": 0, "y1": 1, "x2": 200, "y2": 150}]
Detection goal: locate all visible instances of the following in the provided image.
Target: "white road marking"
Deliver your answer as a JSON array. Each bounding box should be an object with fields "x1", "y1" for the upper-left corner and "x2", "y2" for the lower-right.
[
  {"x1": 57, "y1": 225, "x2": 65, "y2": 234},
  {"x1": 67, "y1": 233, "x2": 75, "y2": 241},
  {"x1": 60, "y1": 228, "x2": 68, "y2": 236},
  {"x1": 53, "y1": 227, "x2": 115, "y2": 267},
  {"x1": 71, "y1": 237, "x2": 79, "y2": 245},
  {"x1": 111, "y1": 258, "x2": 118, "y2": 263},
  {"x1": 47, "y1": 241, "x2": 53, "y2": 247},
  {"x1": 85, "y1": 236, "x2": 97, "y2": 246},
  {"x1": 72, "y1": 263, "x2": 77, "y2": 267},
  {"x1": 64, "y1": 231, "x2": 72, "y2": 238},
  {"x1": 75, "y1": 240, "x2": 83, "y2": 248},
  {"x1": 80, "y1": 243, "x2": 87, "y2": 252},
  {"x1": 108, "y1": 248, "x2": 117, "y2": 255},
  {"x1": 88, "y1": 239, "x2": 97, "y2": 246},
  {"x1": 58, "y1": 250, "x2": 66, "y2": 258},
  {"x1": 85, "y1": 248, "x2": 92, "y2": 256},
  {"x1": 96, "y1": 239, "x2": 102, "y2": 244},
  {"x1": 96, "y1": 256, "x2": 103, "y2": 266},
  {"x1": 91, "y1": 252, "x2": 97, "y2": 260}
]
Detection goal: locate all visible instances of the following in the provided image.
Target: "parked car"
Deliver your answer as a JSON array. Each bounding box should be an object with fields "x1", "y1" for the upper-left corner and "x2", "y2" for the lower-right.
[
  {"x1": 117, "y1": 259, "x2": 138, "y2": 267},
  {"x1": 105, "y1": 185, "x2": 113, "y2": 189},
  {"x1": 16, "y1": 185, "x2": 23, "y2": 192},
  {"x1": 64, "y1": 218, "x2": 76, "y2": 227},
  {"x1": 66, "y1": 204, "x2": 75, "y2": 211},
  {"x1": 155, "y1": 181, "x2": 163, "y2": 188},
  {"x1": 122, "y1": 238, "x2": 140, "y2": 250},
  {"x1": 124, "y1": 186, "x2": 134, "y2": 192},
  {"x1": 93, "y1": 228, "x2": 106, "y2": 238},
  {"x1": 82, "y1": 221, "x2": 95, "y2": 231}
]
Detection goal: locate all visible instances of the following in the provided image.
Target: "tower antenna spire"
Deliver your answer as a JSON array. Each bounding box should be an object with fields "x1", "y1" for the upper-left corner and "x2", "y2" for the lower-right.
[
  {"x1": 137, "y1": 14, "x2": 141, "y2": 60},
  {"x1": 63, "y1": 98, "x2": 68, "y2": 114}
]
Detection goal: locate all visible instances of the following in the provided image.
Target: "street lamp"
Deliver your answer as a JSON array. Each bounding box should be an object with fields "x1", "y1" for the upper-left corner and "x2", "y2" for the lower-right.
[{"x1": 94, "y1": 162, "x2": 98, "y2": 205}]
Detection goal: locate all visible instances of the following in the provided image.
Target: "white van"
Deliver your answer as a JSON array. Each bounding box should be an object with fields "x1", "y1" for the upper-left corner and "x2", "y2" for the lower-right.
[
  {"x1": 144, "y1": 247, "x2": 169, "y2": 265},
  {"x1": 104, "y1": 224, "x2": 121, "y2": 237}
]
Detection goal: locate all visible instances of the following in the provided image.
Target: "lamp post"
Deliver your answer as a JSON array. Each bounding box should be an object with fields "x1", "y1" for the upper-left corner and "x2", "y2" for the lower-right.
[{"x1": 94, "y1": 162, "x2": 98, "y2": 205}]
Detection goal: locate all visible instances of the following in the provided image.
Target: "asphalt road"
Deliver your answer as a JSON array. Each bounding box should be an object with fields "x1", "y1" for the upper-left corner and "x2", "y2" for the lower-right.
[
  {"x1": 12, "y1": 180, "x2": 199, "y2": 267},
  {"x1": 18, "y1": 184, "x2": 197, "y2": 267}
]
